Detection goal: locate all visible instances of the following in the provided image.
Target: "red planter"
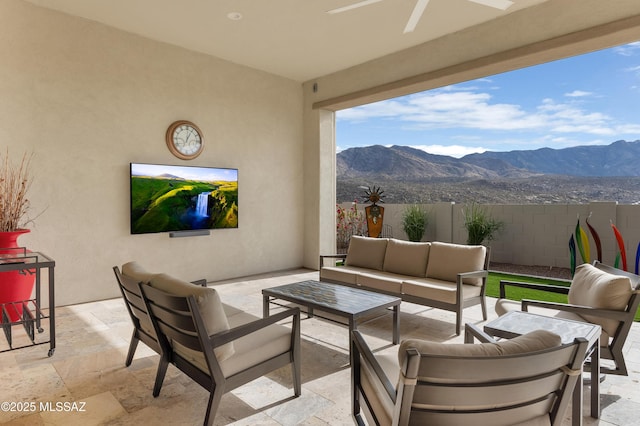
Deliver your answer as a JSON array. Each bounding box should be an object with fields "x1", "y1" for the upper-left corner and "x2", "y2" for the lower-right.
[{"x1": 0, "y1": 229, "x2": 36, "y2": 322}]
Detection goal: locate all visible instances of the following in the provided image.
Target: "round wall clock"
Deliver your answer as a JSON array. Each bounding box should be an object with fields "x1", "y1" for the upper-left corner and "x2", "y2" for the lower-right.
[{"x1": 166, "y1": 120, "x2": 204, "y2": 160}]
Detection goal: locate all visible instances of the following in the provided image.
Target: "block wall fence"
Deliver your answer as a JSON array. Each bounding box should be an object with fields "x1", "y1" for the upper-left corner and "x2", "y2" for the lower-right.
[{"x1": 336, "y1": 201, "x2": 640, "y2": 270}]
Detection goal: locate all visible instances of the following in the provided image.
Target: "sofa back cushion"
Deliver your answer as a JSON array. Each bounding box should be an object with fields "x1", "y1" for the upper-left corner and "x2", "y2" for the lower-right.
[
  {"x1": 149, "y1": 273, "x2": 235, "y2": 361},
  {"x1": 425, "y1": 242, "x2": 486, "y2": 285},
  {"x1": 568, "y1": 263, "x2": 633, "y2": 336},
  {"x1": 345, "y1": 235, "x2": 388, "y2": 271},
  {"x1": 383, "y1": 239, "x2": 430, "y2": 277}
]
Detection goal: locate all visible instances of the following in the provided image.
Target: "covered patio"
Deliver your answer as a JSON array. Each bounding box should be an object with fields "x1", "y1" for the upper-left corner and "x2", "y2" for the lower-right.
[{"x1": 1, "y1": 268, "x2": 639, "y2": 425}]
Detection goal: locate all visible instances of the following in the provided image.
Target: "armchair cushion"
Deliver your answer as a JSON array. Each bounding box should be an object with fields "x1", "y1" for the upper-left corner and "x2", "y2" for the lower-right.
[
  {"x1": 122, "y1": 261, "x2": 156, "y2": 283},
  {"x1": 383, "y1": 239, "x2": 430, "y2": 277},
  {"x1": 345, "y1": 235, "x2": 388, "y2": 270},
  {"x1": 569, "y1": 263, "x2": 633, "y2": 336},
  {"x1": 149, "y1": 273, "x2": 235, "y2": 361},
  {"x1": 399, "y1": 330, "x2": 561, "y2": 366},
  {"x1": 425, "y1": 242, "x2": 486, "y2": 285}
]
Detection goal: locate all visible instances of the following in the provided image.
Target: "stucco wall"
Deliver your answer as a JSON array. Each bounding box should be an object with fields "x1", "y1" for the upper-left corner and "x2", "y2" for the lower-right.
[
  {"x1": 0, "y1": 1, "x2": 304, "y2": 306},
  {"x1": 338, "y1": 202, "x2": 639, "y2": 270}
]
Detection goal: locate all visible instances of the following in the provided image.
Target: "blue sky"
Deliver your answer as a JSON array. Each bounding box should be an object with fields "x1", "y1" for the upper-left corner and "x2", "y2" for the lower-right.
[
  {"x1": 336, "y1": 41, "x2": 640, "y2": 158},
  {"x1": 131, "y1": 163, "x2": 237, "y2": 182}
]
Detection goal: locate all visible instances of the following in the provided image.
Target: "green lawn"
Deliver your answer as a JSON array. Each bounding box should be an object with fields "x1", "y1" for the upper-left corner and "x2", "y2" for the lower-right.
[{"x1": 487, "y1": 272, "x2": 640, "y2": 321}]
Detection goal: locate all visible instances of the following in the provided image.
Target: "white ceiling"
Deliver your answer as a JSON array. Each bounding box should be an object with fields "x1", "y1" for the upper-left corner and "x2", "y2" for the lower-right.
[{"x1": 23, "y1": 0, "x2": 548, "y2": 82}]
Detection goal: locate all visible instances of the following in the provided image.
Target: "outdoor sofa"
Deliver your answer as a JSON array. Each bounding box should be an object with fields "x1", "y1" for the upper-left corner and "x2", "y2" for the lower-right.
[{"x1": 320, "y1": 236, "x2": 489, "y2": 335}]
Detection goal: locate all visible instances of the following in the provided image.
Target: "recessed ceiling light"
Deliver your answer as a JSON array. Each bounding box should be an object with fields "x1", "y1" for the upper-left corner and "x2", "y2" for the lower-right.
[{"x1": 227, "y1": 12, "x2": 242, "y2": 21}]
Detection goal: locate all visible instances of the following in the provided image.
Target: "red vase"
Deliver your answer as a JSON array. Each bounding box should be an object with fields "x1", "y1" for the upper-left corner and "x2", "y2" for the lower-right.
[{"x1": 0, "y1": 229, "x2": 36, "y2": 322}]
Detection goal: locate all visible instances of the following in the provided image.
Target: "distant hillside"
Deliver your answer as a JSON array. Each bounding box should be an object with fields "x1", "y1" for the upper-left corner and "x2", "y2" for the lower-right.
[
  {"x1": 463, "y1": 140, "x2": 640, "y2": 177},
  {"x1": 337, "y1": 145, "x2": 537, "y2": 181},
  {"x1": 336, "y1": 140, "x2": 640, "y2": 204}
]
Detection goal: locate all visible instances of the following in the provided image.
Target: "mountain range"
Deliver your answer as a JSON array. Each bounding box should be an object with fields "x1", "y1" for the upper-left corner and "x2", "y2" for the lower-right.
[{"x1": 337, "y1": 140, "x2": 640, "y2": 204}]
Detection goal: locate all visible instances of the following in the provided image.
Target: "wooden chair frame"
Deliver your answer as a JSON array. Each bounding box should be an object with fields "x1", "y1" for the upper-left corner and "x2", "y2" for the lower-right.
[
  {"x1": 499, "y1": 260, "x2": 640, "y2": 376},
  {"x1": 139, "y1": 282, "x2": 301, "y2": 426}
]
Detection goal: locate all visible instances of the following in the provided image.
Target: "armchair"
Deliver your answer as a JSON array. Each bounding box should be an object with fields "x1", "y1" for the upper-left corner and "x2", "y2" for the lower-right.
[
  {"x1": 113, "y1": 262, "x2": 208, "y2": 366},
  {"x1": 139, "y1": 275, "x2": 301, "y2": 426},
  {"x1": 496, "y1": 261, "x2": 640, "y2": 376},
  {"x1": 351, "y1": 326, "x2": 589, "y2": 426}
]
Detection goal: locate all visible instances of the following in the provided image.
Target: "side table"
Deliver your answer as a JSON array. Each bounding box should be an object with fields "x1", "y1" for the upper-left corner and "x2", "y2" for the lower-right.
[
  {"x1": 481, "y1": 310, "x2": 600, "y2": 426},
  {"x1": 0, "y1": 250, "x2": 55, "y2": 356}
]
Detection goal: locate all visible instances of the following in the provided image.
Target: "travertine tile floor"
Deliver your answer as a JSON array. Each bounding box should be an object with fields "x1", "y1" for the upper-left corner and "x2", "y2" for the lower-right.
[{"x1": 1, "y1": 268, "x2": 640, "y2": 425}]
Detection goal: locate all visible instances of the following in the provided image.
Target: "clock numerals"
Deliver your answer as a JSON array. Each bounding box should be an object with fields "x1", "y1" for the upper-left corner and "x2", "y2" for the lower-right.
[{"x1": 166, "y1": 121, "x2": 204, "y2": 160}]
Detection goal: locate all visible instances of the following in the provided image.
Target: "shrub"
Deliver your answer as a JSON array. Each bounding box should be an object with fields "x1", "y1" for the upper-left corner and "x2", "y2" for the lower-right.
[
  {"x1": 402, "y1": 204, "x2": 429, "y2": 242},
  {"x1": 463, "y1": 202, "x2": 504, "y2": 245}
]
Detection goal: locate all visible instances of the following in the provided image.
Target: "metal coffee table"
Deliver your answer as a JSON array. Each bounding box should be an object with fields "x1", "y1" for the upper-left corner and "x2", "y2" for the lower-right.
[
  {"x1": 262, "y1": 280, "x2": 400, "y2": 345},
  {"x1": 483, "y1": 310, "x2": 601, "y2": 426}
]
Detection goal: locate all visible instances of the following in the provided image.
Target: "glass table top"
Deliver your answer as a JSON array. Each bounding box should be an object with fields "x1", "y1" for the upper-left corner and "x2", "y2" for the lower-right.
[{"x1": 263, "y1": 280, "x2": 400, "y2": 315}]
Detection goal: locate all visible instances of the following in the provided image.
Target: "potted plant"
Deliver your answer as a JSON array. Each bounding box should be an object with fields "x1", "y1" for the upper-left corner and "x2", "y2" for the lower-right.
[
  {"x1": 0, "y1": 149, "x2": 36, "y2": 321},
  {"x1": 402, "y1": 204, "x2": 429, "y2": 242},
  {"x1": 462, "y1": 201, "x2": 504, "y2": 245}
]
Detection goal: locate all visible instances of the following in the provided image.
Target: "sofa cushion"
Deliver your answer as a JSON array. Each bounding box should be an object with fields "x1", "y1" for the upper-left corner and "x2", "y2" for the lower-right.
[
  {"x1": 383, "y1": 239, "x2": 430, "y2": 277},
  {"x1": 357, "y1": 271, "x2": 409, "y2": 294},
  {"x1": 568, "y1": 263, "x2": 633, "y2": 336},
  {"x1": 425, "y1": 242, "x2": 486, "y2": 285},
  {"x1": 399, "y1": 329, "x2": 561, "y2": 366},
  {"x1": 149, "y1": 273, "x2": 235, "y2": 361},
  {"x1": 320, "y1": 265, "x2": 371, "y2": 285},
  {"x1": 345, "y1": 236, "x2": 388, "y2": 271},
  {"x1": 403, "y1": 278, "x2": 482, "y2": 304},
  {"x1": 121, "y1": 261, "x2": 156, "y2": 283}
]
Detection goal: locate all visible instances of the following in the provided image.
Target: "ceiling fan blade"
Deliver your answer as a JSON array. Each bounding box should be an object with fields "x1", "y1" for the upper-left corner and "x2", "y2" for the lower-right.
[
  {"x1": 404, "y1": 0, "x2": 431, "y2": 33},
  {"x1": 467, "y1": 0, "x2": 514, "y2": 10},
  {"x1": 327, "y1": 0, "x2": 385, "y2": 14}
]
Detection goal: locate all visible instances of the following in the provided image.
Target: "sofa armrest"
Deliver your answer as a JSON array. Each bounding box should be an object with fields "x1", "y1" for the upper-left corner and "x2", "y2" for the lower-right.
[
  {"x1": 320, "y1": 254, "x2": 347, "y2": 267},
  {"x1": 456, "y1": 270, "x2": 489, "y2": 289},
  {"x1": 351, "y1": 330, "x2": 396, "y2": 403},
  {"x1": 458, "y1": 270, "x2": 488, "y2": 279},
  {"x1": 208, "y1": 307, "x2": 300, "y2": 348}
]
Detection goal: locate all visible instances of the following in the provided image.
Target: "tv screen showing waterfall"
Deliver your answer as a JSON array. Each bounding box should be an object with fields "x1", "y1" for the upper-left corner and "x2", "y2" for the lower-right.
[{"x1": 130, "y1": 163, "x2": 238, "y2": 234}]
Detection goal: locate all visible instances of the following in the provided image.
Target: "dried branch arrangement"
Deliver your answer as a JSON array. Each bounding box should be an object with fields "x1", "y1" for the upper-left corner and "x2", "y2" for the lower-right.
[{"x1": 0, "y1": 149, "x2": 33, "y2": 232}]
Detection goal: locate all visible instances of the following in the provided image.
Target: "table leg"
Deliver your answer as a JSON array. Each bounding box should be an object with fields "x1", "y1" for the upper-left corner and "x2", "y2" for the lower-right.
[
  {"x1": 392, "y1": 304, "x2": 399, "y2": 345},
  {"x1": 262, "y1": 295, "x2": 270, "y2": 318},
  {"x1": 591, "y1": 340, "x2": 600, "y2": 419}
]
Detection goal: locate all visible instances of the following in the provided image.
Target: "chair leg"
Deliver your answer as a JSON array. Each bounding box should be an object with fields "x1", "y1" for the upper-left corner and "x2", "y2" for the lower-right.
[
  {"x1": 480, "y1": 297, "x2": 488, "y2": 321},
  {"x1": 203, "y1": 384, "x2": 224, "y2": 426},
  {"x1": 125, "y1": 331, "x2": 139, "y2": 367},
  {"x1": 291, "y1": 360, "x2": 301, "y2": 397},
  {"x1": 291, "y1": 310, "x2": 301, "y2": 397},
  {"x1": 152, "y1": 357, "x2": 170, "y2": 397}
]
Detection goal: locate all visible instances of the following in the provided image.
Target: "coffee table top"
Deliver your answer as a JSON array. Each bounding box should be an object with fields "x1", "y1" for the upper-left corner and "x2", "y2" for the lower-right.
[
  {"x1": 263, "y1": 280, "x2": 400, "y2": 316},
  {"x1": 484, "y1": 310, "x2": 601, "y2": 345}
]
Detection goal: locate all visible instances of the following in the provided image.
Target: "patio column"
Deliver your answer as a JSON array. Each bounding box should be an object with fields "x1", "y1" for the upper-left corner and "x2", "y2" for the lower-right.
[{"x1": 303, "y1": 105, "x2": 336, "y2": 269}]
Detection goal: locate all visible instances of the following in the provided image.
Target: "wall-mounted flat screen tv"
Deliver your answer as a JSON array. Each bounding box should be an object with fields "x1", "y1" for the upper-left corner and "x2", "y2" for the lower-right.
[{"x1": 130, "y1": 163, "x2": 238, "y2": 234}]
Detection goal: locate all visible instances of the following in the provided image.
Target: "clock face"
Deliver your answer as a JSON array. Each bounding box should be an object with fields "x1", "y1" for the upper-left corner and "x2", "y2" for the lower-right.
[{"x1": 166, "y1": 120, "x2": 204, "y2": 160}]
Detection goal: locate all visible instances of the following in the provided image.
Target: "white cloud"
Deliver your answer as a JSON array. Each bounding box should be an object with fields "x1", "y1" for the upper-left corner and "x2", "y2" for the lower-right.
[
  {"x1": 614, "y1": 41, "x2": 640, "y2": 56},
  {"x1": 564, "y1": 90, "x2": 592, "y2": 97},
  {"x1": 411, "y1": 144, "x2": 487, "y2": 158},
  {"x1": 338, "y1": 88, "x2": 640, "y2": 139}
]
